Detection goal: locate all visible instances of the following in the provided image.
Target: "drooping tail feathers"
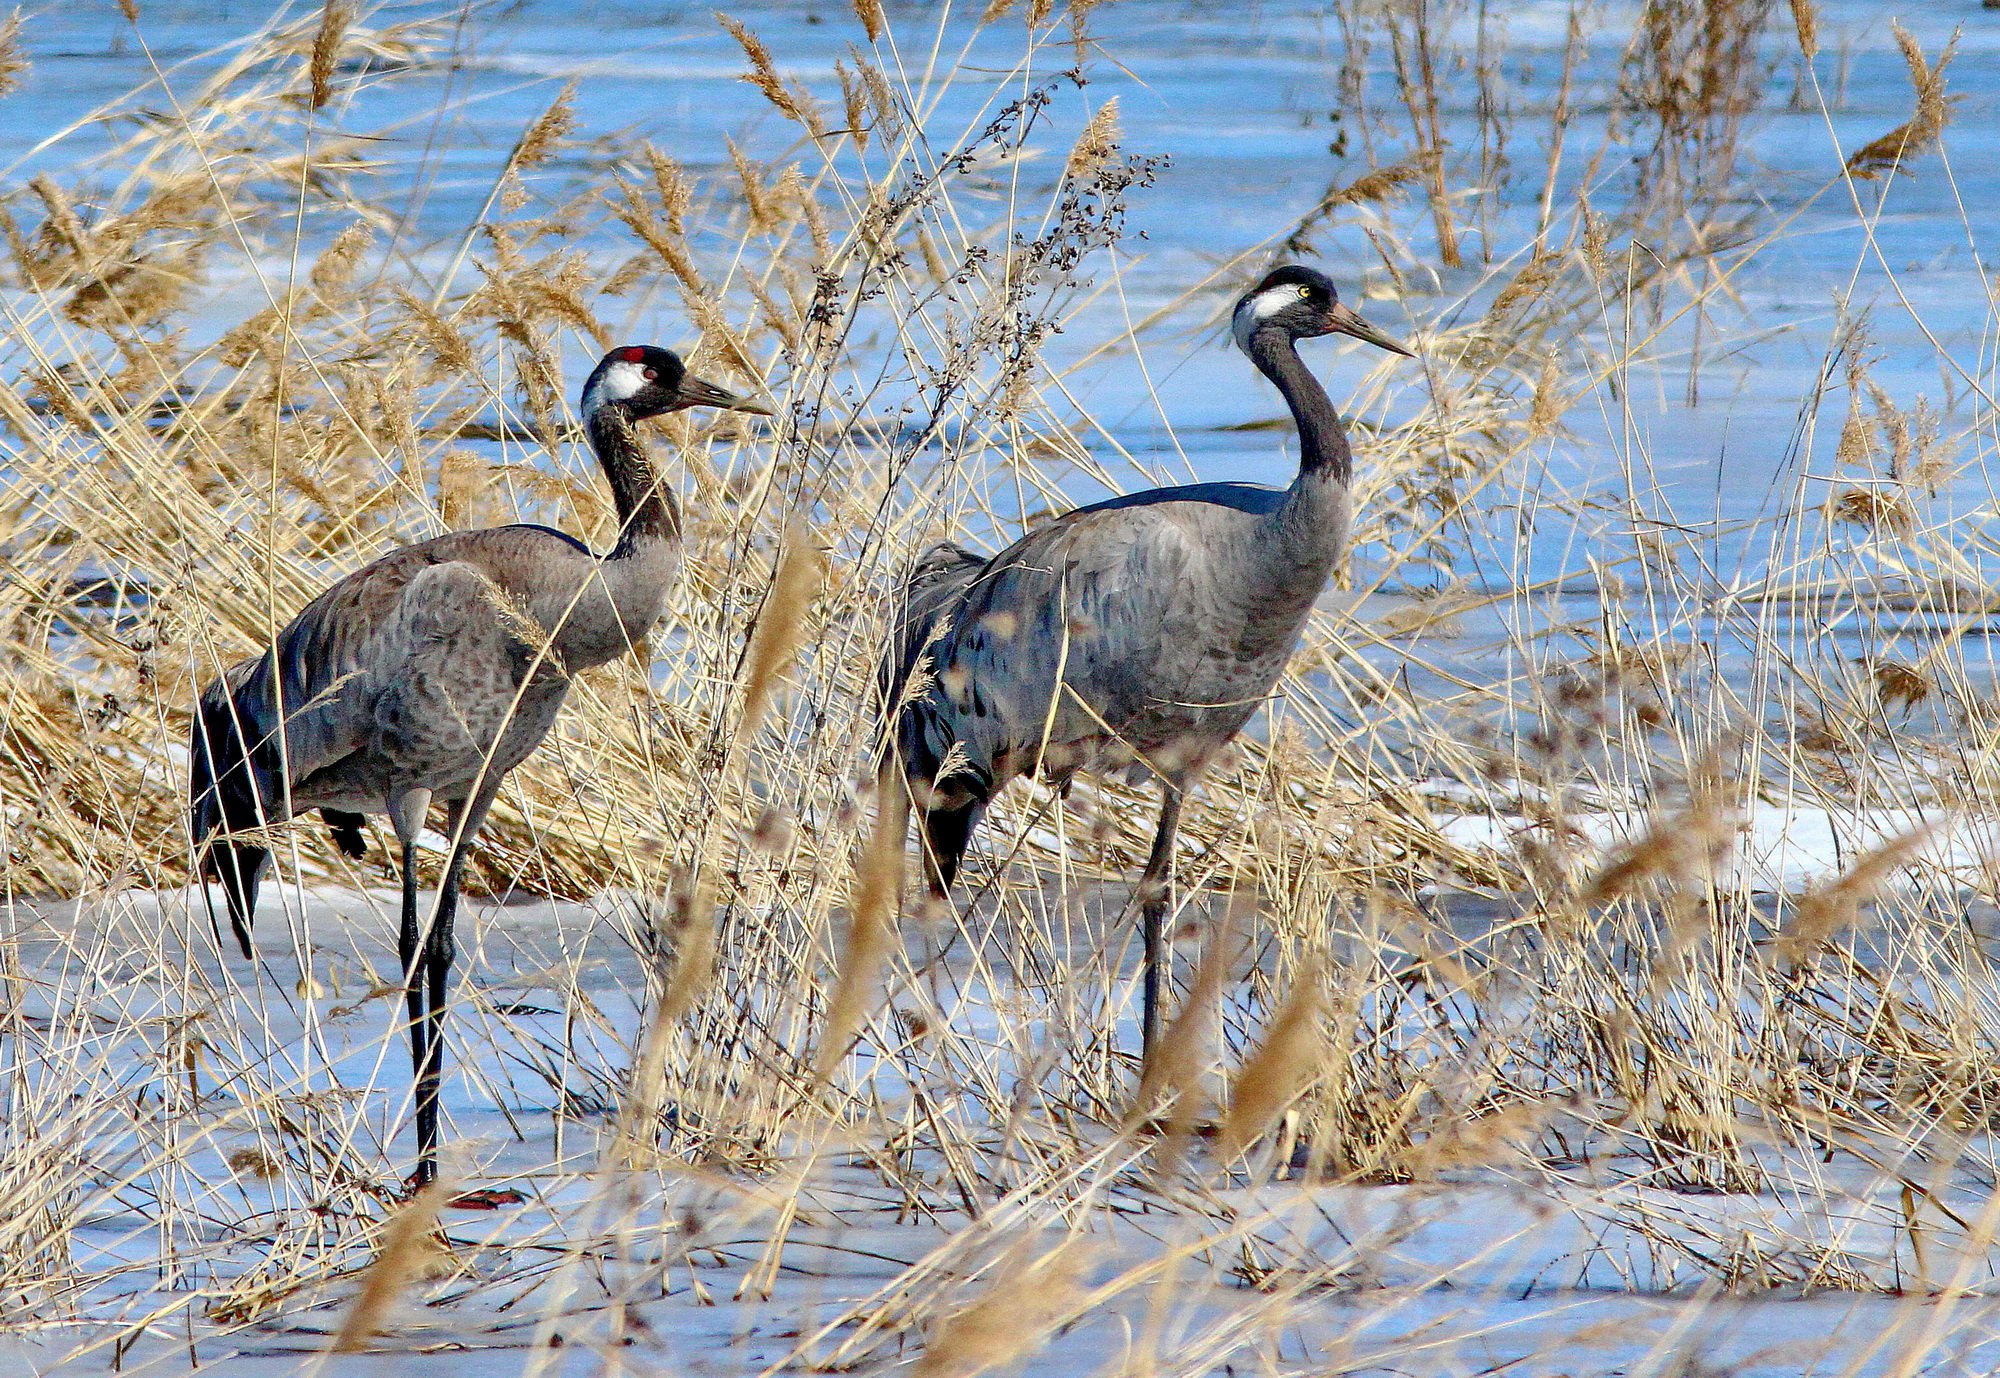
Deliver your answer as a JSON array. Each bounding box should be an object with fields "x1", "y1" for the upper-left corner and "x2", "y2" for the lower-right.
[
  {"x1": 919, "y1": 797, "x2": 985, "y2": 897},
  {"x1": 189, "y1": 660, "x2": 280, "y2": 960},
  {"x1": 877, "y1": 542, "x2": 993, "y2": 898},
  {"x1": 877, "y1": 541, "x2": 986, "y2": 769},
  {"x1": 320, "y1": 809, "x2": 369, "y2": 860}
]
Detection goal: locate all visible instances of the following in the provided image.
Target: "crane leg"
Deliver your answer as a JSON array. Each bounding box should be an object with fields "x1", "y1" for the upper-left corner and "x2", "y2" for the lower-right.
[
  {"x1": 1137, "y1": 785, "x2": 1184, "y2": 1067},
  {"x1": 406, "y1": 780, "x2": 500, "y2": 1193},
  {"x1": 388, "y1": 788, "x2": 434, "y2": 1188}
]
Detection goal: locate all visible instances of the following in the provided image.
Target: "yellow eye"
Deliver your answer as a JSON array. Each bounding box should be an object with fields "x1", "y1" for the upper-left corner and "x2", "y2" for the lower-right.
[{"x1": 1296, "y1": 285, "x2": 1311, "y2": 299}]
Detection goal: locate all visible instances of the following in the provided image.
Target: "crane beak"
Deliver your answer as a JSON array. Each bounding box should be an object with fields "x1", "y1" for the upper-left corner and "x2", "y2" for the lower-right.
[
  {"x1": 1326, "y1": 302, "x2": 1415, "y2": 358},
  {"x1": 675, "y1": 375, "x2": 778, "y2": 416}
]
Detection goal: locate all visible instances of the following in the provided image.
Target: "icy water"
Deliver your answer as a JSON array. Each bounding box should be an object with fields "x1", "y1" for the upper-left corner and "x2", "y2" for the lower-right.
[
  {"x1": 7, "y1": 0, "x2": 1998, "y2": 582},
  {"x1": 16, "y1": 885, "x2": 2000, "y2": 1377}
]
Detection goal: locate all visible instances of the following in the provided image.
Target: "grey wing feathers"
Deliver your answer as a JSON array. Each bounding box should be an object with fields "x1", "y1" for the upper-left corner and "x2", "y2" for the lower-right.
[
  {"x1": 350, "y1": 559, "x2": 548, "y2": 793},
  {"x1": 190, "y1": 575, "x2": 393, "y2": 842},
  {"x1": 1074, "y1": 481, "x2": 1286, "y2": 518},
  {"x1": 896, "y1": 507, "x2": 1204, "y2": 796},
  {"x1": 188, "y1": 575, "x2": 400, "y2": 953},
  {"x1": 189, "y1": 543, "x2": 502, "y2": 949},
  {"x1": 962, "y1": 508, "x2": 1201, "y2": 732}
]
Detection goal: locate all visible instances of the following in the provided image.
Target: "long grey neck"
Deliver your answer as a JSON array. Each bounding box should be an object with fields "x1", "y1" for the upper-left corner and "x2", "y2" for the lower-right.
[
  {"x1": 587, "y1": 406, "x2": 679, "y2": 557},
  {"x1": 1247, "y1": 327, "x2": 1351, "y2": 489}
]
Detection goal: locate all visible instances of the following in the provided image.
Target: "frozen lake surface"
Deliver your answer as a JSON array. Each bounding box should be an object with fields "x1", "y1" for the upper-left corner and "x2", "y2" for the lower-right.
[{"x1": 13, "y1": 874, "x2": 2000, "y2": 1376}]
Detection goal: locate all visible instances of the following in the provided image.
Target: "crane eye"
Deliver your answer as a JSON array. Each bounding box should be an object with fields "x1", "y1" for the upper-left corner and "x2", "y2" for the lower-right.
[
  {"x1": 642, "y1": 367, "x2": 658, "y2": 381},
  {"x1": 1296, "y1": 285, "x2": 1311, "y2": 299}
]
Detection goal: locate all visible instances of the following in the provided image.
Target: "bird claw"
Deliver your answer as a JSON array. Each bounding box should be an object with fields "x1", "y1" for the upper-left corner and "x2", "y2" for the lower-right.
[{"x1": 401, "y1": 1174, "x2": 525, "y2": 1211}]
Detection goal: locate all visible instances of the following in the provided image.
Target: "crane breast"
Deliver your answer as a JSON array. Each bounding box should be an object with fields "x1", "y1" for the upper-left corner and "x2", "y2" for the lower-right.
[{"x1": 368, "y1": 561, "x2": 569, "y2": 784}]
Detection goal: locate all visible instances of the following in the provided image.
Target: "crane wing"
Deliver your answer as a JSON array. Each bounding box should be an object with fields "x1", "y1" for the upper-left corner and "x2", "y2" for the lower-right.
[
  {"x1": 346, "y1": 557, "x2": 557, "y2": 794},
  {"x1": 903, "y1": 503, "x2": 1212, "y2": 793},
  {"x1": 189, "y1": 542, "x2": 465, "y2": 952},
  {"x1": 190, "y1": 530, "x2": 577, "y2": 952}
]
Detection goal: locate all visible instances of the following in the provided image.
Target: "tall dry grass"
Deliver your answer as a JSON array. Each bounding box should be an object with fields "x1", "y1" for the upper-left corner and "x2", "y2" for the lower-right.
[{"x1": 0, "y1": 0, "x2": 1997, "y2": 1372}]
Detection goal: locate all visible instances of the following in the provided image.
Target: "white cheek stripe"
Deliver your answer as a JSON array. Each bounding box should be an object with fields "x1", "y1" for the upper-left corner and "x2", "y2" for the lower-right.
[
  {"x1": 1251, "y1": 286, "x2": 1297, "y2": 320},
  {"x1": 600, "y1": 359, "x2": 648, "y2": 401},
  {"x1": 583, "y1": 360, "x2": 648, "y2": 419},
  {"x1": 1233, "y1": 286, "x2": 1296, "y2": 350}
]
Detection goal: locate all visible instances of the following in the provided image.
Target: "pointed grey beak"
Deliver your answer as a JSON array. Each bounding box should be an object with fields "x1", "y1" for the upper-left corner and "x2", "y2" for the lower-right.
[
  {"x1": 1327, "y1": 301, "x2": 1415, "y2": 358},
  {"x1": 675, "y1": 375, "x2": 778, "y2": 416}
]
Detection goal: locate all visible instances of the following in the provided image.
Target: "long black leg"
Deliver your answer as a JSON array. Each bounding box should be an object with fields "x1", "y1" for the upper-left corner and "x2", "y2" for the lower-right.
[
  {"x1": 1137, "y1": 785, "x2": 1184, "y2": 1067},
  {"x1": 410, "y1": 783, "x2": 498, "y2": 1191},
  {"x1": 386, "y1": 789, "x2": 433, "y2": 1188}
]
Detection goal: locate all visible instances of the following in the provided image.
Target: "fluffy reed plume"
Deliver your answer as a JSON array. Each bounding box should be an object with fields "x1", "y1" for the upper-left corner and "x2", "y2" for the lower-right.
[
  {"x1": 852, "y1": 0, "x2": 885, "y2": 43},
  {"x1": 1130, "y1": 910, "x2": 1244, "y2": 1138},
  {"x1": 644, "y1": 144, "x2": 692, "y2": 234},
  {"x1": 1829, "y1": 485, "x2": 1915, "y2": 533},
  {"x1": 1402, "y1": 1098, "x2": 1547, "y2": 1178},
  {"x1": 1284, "y1": 155, "x2": 1426, "y2": 253},
  {"x1": 1526, "y1": 347, "x2": 1566, "y2": 437},
  {"x1": 1775, "y1": 827, "x2": 1931, "y2": 965},
  {"x1": 394, "y1": 288, "x2": 480, "y2": 376},
  {"x1": 1064, "y1": 98, "x2": 1121, "y2": 182},
  {"x1": 500, "y1": 82, "x2": 577, "y2": 211},
  {"x1": 738, "y1": 528, "x2": 824, "y2": 732},
  {"x1": 1485, "y1": 251, "x2": 1563, "y2": 321},
  {"x1": 1868, "y1": 658, "x2": 1933, "y2": 712},
  {"x1": 656, "y1": 869, "x2": 718, "y2": 1026},
  {"x1": 308, "y1": 0, "x2": 351, "y2": 109},
  {"x1": 0, "y1": 13, "x2": 27, "y2": 100},
  {"x1": 1219, "y1": 962, "x2": 1327, "y2": 1160},
  {"x1": 309, "y1": 221, "x2": 373, "y2": 300},
  {"x1": 720, "y1": 13, "x2": 822, "y2": 133},
  {"x1": 330, "y1": 1184, "x2": 448, "y2": 1352},
  {"x1": 28, "y1": 174, "x2": 87, "y2": 261},
  {"x1": 513, "y1": 82, "x2": 576, "y2": 168},
  {"x1": 913, "y1": 1240, "x2": 1084, "y2": 1378},
  {"x1": 1789, "y1": 0, "x2": 1820, "y2": 61},
  {"x1": 1845, "y1": 23, "x2": 1955, "y2": 180},
  {"x1": 1582, "y1": 791, "x2": 1737, "y2": 904}
]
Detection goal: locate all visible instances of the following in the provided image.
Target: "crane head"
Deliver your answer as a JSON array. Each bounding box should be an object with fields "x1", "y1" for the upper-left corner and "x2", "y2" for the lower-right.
[
  {"x1": 583, "y1": 345, "x2": 777, "y2": 421},
  {"x1": 1233, "y1": 265, "x2": 1415, "y2": 359}
]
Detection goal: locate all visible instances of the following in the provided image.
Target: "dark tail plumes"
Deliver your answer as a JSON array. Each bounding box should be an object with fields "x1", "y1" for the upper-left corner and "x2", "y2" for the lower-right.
[
  {"x1": 877, "y1": 541, "x2": 985, "y2": 779},
  {"x1": 189, "y1": 663, "x2": 280, "y2": 960},
  {"x1": 877, "y1": 542, "x2": 985, "y2": 725},
  {"x1": 878, "y1": 542, "x2": 991, "y2": 900},
  {"x1": 201, "y1": 842, "x2": 269, "y2": 960}
]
